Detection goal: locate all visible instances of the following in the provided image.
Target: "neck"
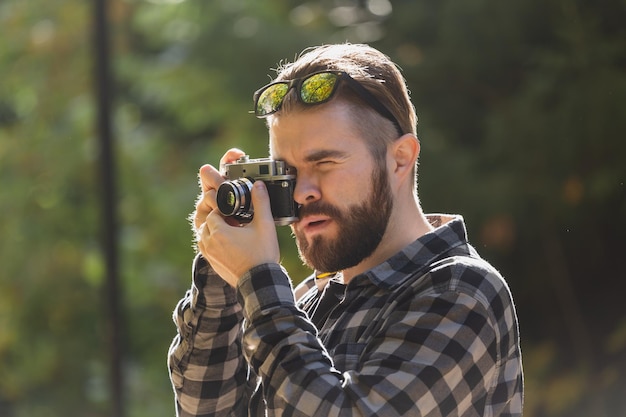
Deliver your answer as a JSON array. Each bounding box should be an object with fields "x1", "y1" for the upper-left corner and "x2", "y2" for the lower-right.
[{"x1": 342, "y1": 197, "x2": 432, "y2": 283}]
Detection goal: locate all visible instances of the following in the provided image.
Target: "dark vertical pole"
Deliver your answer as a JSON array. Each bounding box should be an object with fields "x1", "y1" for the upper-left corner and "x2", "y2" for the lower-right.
[{"x1": 93, "y1": 0, "x2": 125, "y2": 416}]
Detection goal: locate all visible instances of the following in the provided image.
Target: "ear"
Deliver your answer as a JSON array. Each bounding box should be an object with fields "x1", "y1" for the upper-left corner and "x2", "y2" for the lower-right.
[{"x1": 389, "y1": 133, "x2": 420, "y2": 184}]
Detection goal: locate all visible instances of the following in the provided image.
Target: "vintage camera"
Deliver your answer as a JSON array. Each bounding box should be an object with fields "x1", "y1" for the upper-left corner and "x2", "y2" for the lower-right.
[{"x1": 216, "y1": 155, "x2": 298, "y2": 226}]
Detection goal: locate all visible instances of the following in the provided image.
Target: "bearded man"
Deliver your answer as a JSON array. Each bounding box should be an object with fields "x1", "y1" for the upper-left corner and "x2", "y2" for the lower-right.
[{"x1": 168, "y1": 43, "x2": 523, "y2": 417}]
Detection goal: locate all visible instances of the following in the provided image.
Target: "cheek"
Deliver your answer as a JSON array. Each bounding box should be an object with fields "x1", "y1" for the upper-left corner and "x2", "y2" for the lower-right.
[{"x1": 320, "y1": 168, "x2": 371, "y2": 207}]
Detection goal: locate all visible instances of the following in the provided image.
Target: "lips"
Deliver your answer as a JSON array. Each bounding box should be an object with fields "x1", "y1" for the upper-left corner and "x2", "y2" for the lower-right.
[{"x1": 297, "y1": 215, "x2": 332, "y2": 234}]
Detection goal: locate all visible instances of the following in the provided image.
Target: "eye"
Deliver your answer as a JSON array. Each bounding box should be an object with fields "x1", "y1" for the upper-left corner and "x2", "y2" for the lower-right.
[
  {"x1": 317, "y1": 159, "x2": 337, "y2": 166},
  {"x1": 314, "y1": 160, "x2": 336, "y2": 170}
]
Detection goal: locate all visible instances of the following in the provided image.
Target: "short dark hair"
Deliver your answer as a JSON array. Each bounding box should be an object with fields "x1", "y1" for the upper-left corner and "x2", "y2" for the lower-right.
[{"x1": 269, "y1": 43, "x2": 419, "y2": 187}]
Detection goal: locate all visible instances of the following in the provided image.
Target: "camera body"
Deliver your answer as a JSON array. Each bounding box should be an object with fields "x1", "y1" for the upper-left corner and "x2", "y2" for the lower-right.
[{"x1": 217, "y1": 155, "x2": 298, "y2": 226}]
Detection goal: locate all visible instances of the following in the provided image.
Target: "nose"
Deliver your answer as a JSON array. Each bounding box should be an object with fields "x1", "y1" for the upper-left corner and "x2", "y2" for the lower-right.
[{"x1": 293, "y1": 175, "x2": 321, "y2": 205}]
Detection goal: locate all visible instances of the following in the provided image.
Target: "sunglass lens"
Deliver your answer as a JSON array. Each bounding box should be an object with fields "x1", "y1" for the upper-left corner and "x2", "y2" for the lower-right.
[
  {"x1": 256, "y1": 83, "x2": 289, "y2": 116},
  {"x1": 300, "y1": 72, "x2": 339, "y2": 104}
]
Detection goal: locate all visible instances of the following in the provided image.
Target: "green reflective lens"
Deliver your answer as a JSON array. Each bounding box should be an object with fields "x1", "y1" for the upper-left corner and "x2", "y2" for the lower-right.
[
  {"x1": 256, "y1": 83, "x2": 289, "y2": 116},
  {"x1": 226, "y1": 191, "x2": 235, "y2": 208},
  {"x1": 300, "y1": 72, "x2": 338, "y2": 104},
  {"x1": 252, "y1": 71, "x2": 402, "y2": 135}
]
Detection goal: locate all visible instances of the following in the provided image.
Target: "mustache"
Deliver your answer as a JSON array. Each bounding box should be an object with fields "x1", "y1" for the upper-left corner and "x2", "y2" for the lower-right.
[{"x1": 297, "y1": 201, "x2": 343, "y2": 220}]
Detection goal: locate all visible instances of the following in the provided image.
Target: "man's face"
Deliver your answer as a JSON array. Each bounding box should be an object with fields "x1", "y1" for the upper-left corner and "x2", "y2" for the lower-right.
[
  {"x1": 269, "y1": 102, "x2": 393, "y2": 273},
  {"x1": 294, "y1": 163, "x2": 392, "y2": 272}
]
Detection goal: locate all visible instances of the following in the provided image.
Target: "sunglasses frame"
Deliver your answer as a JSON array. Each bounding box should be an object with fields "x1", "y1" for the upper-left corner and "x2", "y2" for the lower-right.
[{"x1": 253, "y1": 70, "x2": 403, "y2": 135}]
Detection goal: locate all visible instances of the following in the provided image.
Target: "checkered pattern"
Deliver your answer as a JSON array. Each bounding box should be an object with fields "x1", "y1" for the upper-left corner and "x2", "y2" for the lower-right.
[
  {"x1": 167, "y1": 255, "x2": 254, "y2": 416},
  {"x1": 168, "y1": 215, "x2": 523, "y2": 416}
]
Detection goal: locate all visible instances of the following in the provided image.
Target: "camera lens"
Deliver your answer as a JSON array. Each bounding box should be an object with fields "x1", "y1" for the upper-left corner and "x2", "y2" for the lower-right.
[{"x1": 216, "y1": 178, "x2": 254, "y2": 218}]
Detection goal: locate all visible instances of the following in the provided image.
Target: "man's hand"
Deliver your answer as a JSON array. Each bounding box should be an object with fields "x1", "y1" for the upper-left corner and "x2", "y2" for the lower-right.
[{"x1": 192, "y1": 148, "x2": 281, "y2": 287}]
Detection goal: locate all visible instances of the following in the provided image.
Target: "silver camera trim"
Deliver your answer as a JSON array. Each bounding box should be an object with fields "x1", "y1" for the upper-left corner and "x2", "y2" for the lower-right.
[
  {"x1": 222, "y1": 156, "x2": 295, "y2": 180},
  {"x1": 219, "y1": 155, "x2": 298, "y2": 225}
]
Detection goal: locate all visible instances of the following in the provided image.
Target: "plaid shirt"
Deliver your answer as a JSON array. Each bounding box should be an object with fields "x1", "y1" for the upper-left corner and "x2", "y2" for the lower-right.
[{"x1": 168, "y1": 214, "x2": 523, "y2": 416}]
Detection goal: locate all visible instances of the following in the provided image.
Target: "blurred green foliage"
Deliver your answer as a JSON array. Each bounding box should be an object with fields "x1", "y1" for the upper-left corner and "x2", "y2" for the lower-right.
[{"x1": 0, "y1": 0, "x2": 624, "y2": 416}]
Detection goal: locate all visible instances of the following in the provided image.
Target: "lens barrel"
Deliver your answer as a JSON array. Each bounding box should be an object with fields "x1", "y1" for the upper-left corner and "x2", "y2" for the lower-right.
[
  {"x1": 217, "y1": 174, "x2": 298, "y2": 225},
  {"x1": 216, "y1": 178, "x2": 254, "y2": 220}
]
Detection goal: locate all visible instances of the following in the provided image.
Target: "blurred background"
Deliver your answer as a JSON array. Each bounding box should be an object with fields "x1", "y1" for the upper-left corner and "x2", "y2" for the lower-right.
[{"x1": 1, "y1": 0, "x2": 624, "y2": 416}]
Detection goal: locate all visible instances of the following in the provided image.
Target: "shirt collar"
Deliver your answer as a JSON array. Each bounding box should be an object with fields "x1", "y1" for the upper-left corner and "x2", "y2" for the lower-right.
[{"x1": 354, "y1": 214, "x2": 471, "y2": 289}]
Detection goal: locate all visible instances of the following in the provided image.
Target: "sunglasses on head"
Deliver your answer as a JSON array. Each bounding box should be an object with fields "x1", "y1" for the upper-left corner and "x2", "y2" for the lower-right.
[{"x1": 253, "y1": 70, "x2": 403, "y2": 135}]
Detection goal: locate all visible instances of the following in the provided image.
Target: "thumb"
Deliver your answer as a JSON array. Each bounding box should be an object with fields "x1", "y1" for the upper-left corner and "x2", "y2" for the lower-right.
[{"x1": 251, "y1": 181, "x2": 274, "y2": 225}]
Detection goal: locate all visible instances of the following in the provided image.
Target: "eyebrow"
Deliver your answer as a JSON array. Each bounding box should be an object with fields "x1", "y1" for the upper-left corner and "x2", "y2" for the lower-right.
[{"x1": 303, "y1": 149, "x2": 350, "y2": 163}]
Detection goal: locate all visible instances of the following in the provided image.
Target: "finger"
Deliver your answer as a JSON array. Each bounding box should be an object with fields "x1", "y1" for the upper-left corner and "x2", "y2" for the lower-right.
[
  {"x1": 193, "y1": 188, "x2": 216, "y2": 230},
  {"x1": 250, "y1": 181, "x2": 280, "y2": 264},
  {"x1": 199, "y1": 164, "x2": 224, "y2": 193},
  {"x1": 198, "y1": 211, "x2": 223, "y2": 258},
  {"x1": 203, "y1": 209, "x2": 229, "y2": 248},
  {"x1": 250, "y1": 181, "x2": 274, "y2": 227},
  {"x1": 219, "y1": 148, "x2": 246, "y2": 172}
]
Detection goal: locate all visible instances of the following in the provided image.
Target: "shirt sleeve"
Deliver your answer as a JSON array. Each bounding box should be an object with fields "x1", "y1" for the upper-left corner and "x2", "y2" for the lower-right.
[
  {"x1": 237, "y1": 263, "x2": 508, "y2": 417},
  {"x1": 168, "y1": 255, "x2": 252, "y2": 417},
  {"x1": 237, "y1": 263, "x2": 343, "y2": 416}
]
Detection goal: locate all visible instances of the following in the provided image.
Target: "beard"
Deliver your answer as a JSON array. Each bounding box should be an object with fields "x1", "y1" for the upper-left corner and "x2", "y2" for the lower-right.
[{"x1": 293, "y1": 164, "x2": 393, "y2": 273}]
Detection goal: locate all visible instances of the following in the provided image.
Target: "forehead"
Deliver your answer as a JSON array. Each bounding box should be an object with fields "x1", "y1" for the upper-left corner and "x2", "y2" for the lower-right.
[{"x1": 267, "y1": 102, "x2": 369, "y2": 160}]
